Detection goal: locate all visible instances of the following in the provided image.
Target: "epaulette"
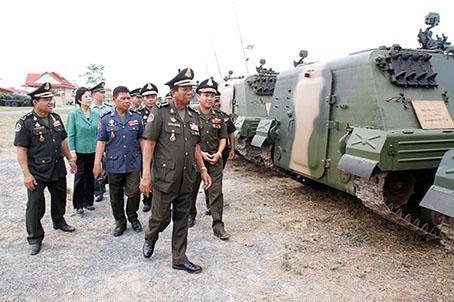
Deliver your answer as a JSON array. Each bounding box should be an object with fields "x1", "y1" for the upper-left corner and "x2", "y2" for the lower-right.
[
  {"x1": 213, "y1": 108, "x2": 224, "y2": 117},
  {"x1": 155, "y1": 100, "x2": 169, "y2": 109},
  {"x1": 50, "y1": 112, "x2": 61, "y2": 119},
  {"x1": 100, "y1": 111, "x2": 111, "y2": 119},
  {"x1": 20, "y1": 111, "x2": 33, "y2": 121},
  {"x1": 188, "y1": 106, "x2": 199, "y2": 115}
]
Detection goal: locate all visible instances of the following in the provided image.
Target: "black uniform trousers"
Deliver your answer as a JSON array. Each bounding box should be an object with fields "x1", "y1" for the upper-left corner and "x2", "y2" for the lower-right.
[
  {"x1": 190, "y1": 160, "x2": 225, "y2": 232},
  {"x1": 145, "y1": 189, "x2": 191, "y2": 265},
  {"x1": 73, "y1": 153, "x2": 95, "y2": 209},
  {"x1": 26, "y1": 176, "x2": 67, "y2": 244},
  {"x1": 107, "y1": 171, "x2": 140, "y2": 226}
]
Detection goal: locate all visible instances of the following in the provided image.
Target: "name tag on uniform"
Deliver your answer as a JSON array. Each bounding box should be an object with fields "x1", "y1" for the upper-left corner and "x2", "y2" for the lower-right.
[
  {"x1": 168, "y1": 122, "x2": 181, "y2": 127},
  {"x1": 128, "y1": 120, "x2": 139, "y2": 126}
]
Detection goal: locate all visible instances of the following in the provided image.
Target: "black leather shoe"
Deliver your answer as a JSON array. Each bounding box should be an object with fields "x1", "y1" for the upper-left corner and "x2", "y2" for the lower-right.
[
  {"x1": 172, "y1": 261, "x2": 202, "y2": 274},
  {"x1": 53, "y1": 221, "x2": 76, "y2": 232},
  {"x1": 29, "y1": 243, "x2": 41, "y2": 255},
  {"x1": 113, "y1": 225, "x2": 126, "y2": 237},
  {"x1": 142, "y1": 203, "x2": 151, "y2": 212},
  {"x1": 131, "y1": 220, "x2": 142, "y2": 232},
  {"x1": 204, "y1": 209, "x2": 211, "y2": 216},
  {"x1": 214, "y1": 229, "x2": 230, "y2": 240},
  {"x1": 187, "y1": 217, "x2": 195, "y2": 228},
  {"x1": 143, "y1": 241, "x2": 155, "y2": 258},
  {"x1": 85, "y1": 205, "x2": 95, "y2": 211},
  {"x1": 94, "y1": 194, "x2": 103, "y2": 202}
]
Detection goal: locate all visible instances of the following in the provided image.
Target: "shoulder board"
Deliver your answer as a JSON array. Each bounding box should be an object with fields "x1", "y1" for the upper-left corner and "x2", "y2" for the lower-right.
[
  {"x1": 188, "y1": 106, "x2": 199, "y2": 115},
  {"x1": 155, "y1": 100, "x2": 169, "y2": 109},
  {"x1": 213, "y1": 108, "x2": 224, "y2": 117},
  {"x1": 105, "y1": 103, "x2": 113, "y2": 107},
  {"x1": 100, "y1": 111, "x2": 111, "y2": 119},
  {"x1": 50, "y1": 112, "x2": 61, "y2": 120},
  {"x1": 20, "y1": 111, "x2": 33, "y2": 121}
]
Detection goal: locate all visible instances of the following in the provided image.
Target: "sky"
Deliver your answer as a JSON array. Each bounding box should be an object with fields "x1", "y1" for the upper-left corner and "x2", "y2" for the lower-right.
[{"x1": 1, "y1": 0, "x2": 453, "y2": 94}]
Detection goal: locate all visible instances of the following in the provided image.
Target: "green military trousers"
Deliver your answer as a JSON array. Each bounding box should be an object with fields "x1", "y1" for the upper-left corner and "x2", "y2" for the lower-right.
[
  {"x1": 190, "y1": 159, "x2": 225, "y2": 232},
  {"x1": 26, "y1": 176, "x2": 67, "y2": 244},
  {"x1": 145, "y1": 190, "x2": 191, "y2": 265}
]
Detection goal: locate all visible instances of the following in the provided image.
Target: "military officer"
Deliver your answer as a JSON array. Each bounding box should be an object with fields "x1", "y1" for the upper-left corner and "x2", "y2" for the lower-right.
[
  {"x1": 140, "y1": 68, "x2": 212, "y2": 274},
  {"x1": 213, "y1": 92, "x2": 236, "y2": 168},
  {"x1": 14, "y1": 82, "x2": 76, "y2": 255},
  {"x1": 138, "y1": 82, "x2": 159, "y2": 212},
  {"x1": 188, "y1": 79, "x2": 230, "y2": 240},
  {"x1": 90, "y1": 81, "x2": 112, "y2": 202},
  {"x1": 93, "y1": 86, "x2": 144, "y2": 237},
  {"x1": 129, "y1": 88, "x2": 143, "y2": 112}
]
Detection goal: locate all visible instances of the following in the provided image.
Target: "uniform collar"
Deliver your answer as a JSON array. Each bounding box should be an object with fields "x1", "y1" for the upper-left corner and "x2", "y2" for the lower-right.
[{"x1": 110, "y1": 109, "x2": 133, "y2": 124}]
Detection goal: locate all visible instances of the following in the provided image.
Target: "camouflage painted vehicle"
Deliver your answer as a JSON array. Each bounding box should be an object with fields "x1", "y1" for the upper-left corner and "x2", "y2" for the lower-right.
[
  {"x1": 0, "y1": 93, "x2": 32, "y2": 106},
  {"x1": 220, "y1": 13, "x2": 454, "y2": 249}
]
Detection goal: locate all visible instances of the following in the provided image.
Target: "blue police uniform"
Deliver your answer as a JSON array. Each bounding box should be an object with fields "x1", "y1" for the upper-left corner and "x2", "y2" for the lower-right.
[{"x1": 97, "y1": 109, "x2": 144, "y2": 228}]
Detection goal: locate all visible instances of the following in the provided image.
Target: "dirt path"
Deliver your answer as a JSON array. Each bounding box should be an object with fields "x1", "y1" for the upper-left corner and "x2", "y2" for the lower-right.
[{"x1": 0, "y1": 151, "x2": 453, "y2": 301}]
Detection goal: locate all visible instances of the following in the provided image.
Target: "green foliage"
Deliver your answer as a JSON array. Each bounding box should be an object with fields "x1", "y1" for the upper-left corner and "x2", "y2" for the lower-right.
[{"x1": 80, "y1": 64, "x2": 105, "y2": 86}]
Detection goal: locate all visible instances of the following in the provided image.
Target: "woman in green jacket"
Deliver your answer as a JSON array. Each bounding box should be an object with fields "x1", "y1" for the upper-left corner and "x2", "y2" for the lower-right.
[{"x1": 67, "y1": 87, "x2": 100, "y2": 214}]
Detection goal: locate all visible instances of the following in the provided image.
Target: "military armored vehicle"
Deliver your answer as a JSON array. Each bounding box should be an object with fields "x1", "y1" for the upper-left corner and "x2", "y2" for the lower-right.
[
  {"x1": 220, "y1": 12, "x2": 454, "y2": 249},
  {"x1": 0, "y1": 93, "x2": 32, "y2": 106}
]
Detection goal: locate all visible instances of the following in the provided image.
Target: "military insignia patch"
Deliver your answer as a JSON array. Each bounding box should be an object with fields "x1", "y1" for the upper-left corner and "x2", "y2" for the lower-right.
[
  {"x1": 170, "y1": 117, "x2": 177, "y2": 123},
  {"x1": 207, "y1": 78, "x2": 213, "y2": 86},
  {"x1": 185, "y1": 68, "x2": 192, "y2": 78},
  {"x1": 15, "y1": 123, "x2": 22, "y2": 132},
  {"x1": 44, "y1": 82, "x2": 50, "y2": 90},
  {"x1": 147, "y1": 83, "x2": 152, "y2": 89},
  {"x1": 53, "y1": 120, "x2": 61, "y2": 127},
  {"x1": 39, "y1": 135, "x2": 45, "y2": 142},
  {"x1": 108, "y1": 119, "x2": 115, "y2": 126},
  {"x1": 212, "y1": 118, "x2": 222, "y2": 124},
  {"x1": 147, "y1": 113, "x2": 154, "y2": 123},
  {"x1": 189, "y1": 123, "x2": 199, "y2": 132},
  {"x1": 169, "y1": 133, "x2": 176, "y2": 142}
]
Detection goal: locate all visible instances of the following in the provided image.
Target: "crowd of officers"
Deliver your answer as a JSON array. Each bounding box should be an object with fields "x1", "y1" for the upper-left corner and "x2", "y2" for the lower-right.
[{"x1": 13, "y1": 68, "x2": 237, "y2": 274}]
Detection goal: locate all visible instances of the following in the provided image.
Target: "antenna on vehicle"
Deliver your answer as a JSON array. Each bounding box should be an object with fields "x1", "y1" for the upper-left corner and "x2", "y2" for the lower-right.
[{"x1": 232, "y1": 0, "x2": 250, "y2": 75}]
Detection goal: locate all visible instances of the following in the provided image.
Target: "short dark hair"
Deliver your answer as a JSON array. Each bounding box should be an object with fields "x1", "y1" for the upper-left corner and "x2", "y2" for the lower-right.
[
  {"x1": 113, "y1": 86, "x2": 129, "y2": 99},
  {"x1": 75, "y1": 87, "x2": 90, "y2": 106}
]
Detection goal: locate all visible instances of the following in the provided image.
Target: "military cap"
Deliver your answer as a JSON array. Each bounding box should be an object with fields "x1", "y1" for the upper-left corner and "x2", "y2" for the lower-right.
[
  {"x1": 196, "y1": 78, "x2": 219, "y2": 94},
  {"x1": 215, "y1": 91, "x2": 221, "y2": 101},
  {"x1": 165, "y1": 68, "x2": 195, "y2": 89},
  {"x1": 28, "y1": 82, "x2": 54, "y2": 99},
  {"x1": 130, "y1": 88, "x2": 142, "y2": 97},
  {"x1": 140, "y1": 83, "x2": 158, "y2": 96},
  {"x1": 90, "y1": 82, "x2": 106, "y2": 93},
  {"x1": 165, "y1": 92, "x2": 172, "y2": 100}
]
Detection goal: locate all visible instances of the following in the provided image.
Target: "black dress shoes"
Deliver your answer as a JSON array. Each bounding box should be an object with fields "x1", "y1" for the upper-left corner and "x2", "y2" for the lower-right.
[
  {"x1": 172, "y1": 261, "x2": 202, "y2": 274},
  {"x1": 142, "y1": 203, "x2": 151, "y2": 212},
  {"x1": 187, "y1": 217, "x2": 195, "y2": 228},
  {"x1": 53, "y1": 221, "x2": 76, "y2": 232},
  {"x1": 131, "y1": 220, "x2": 142, "y2": 232},
  {"x1": 204, "y1": 209, "x2": 211, "y2": 216},
  {"x1": 85, "y1": 205, "x2": 95, "y2": 211},
  {"x1": 143, "y1": 241, "x2": 155, "y2": 258},
  {"x1": 214, "y1": 229, "x2": 230, "y2": 240},
  {"x1": 113, "y1": 225, "x2": 126, "y2": 237},
  {"x1": 29, "y1": 243, "x2": 41, "y2": 255}
]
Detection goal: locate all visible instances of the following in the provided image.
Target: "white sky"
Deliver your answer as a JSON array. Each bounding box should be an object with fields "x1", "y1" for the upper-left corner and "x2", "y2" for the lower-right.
[{"x1": 1, "y1": 0, "x2": 453, "y2": 94}]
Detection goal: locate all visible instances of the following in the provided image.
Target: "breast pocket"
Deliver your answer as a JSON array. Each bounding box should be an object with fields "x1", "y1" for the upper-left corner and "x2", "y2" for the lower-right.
[
  {"x1": 155, "y1": 160, "x2": 175, "y2": 183},
  {"x1": 32, "y1": 128, "x2": 50, "y2": 145},
  {"x1": 165, "y1": 127, "x2": 182, "y2": 143},
  {"x1": 34, "y1": 157, "x2": 52, "y2": 172}
]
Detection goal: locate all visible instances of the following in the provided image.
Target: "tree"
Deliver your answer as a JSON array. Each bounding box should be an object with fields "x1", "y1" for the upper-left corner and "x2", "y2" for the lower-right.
[{"x1": 80, "y1": 64, "x2": 105, "y2": 85}]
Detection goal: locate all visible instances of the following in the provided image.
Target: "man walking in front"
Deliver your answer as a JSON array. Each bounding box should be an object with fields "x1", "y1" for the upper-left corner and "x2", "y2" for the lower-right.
[
  {"x1": 94, "y1": 86, "x2": 144, "y2": 236},
  {"x1": 14, "y1": 82, "x2": 76, "y2": 255},
  {"x1": 140, "y1": 68, "x2": 211, "y2": 274}
]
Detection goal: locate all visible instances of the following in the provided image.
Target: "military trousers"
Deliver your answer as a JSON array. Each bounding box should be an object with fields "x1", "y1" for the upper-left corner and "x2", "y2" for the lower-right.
[
  {"x1": 107, "y1": 171, "x2": 140, "y2": 226},
  {"x1": 145, "y1": 189, "x2": 191, "y2": 265},
  {"x1": 25, "y1": 176, "x2": 67, "y2": 244},
  {"x1": 190, "y1": 159, "x2": 225, "y2": 232},
  {"x1": 73, "y1": 152, "x2": 95, "y2": 209}
]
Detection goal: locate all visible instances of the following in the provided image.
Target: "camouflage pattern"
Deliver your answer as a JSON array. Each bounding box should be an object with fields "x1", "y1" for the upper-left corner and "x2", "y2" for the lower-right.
[{"x1": 220, "y1": 14, "x2": 454, "y2": 249}]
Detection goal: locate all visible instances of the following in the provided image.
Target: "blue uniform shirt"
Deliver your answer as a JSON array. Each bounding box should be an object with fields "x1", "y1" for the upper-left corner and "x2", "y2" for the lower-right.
[{"x1": 97, "y1": 110, "x2": 144, "y2": 173}]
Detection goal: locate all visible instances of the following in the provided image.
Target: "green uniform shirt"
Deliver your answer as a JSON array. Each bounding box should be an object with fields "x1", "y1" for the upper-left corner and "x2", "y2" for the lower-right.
[
  {"x1": 143, "y1": 101, "x2": 201, "y2": 193},
  {"x1": 195, "y1": 107, "x2": 228, "y2": 154},
  {"x1": 14, "y1": 110, "x2": 68, "y2": 181},
  {"x1": 67, "y1": 107, "x2": 100, "y2": 153}
]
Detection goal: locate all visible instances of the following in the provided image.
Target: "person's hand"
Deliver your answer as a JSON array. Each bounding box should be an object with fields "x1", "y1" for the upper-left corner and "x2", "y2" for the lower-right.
[
  {"x1": 24, "y1": 173, "x2": 37, "y2": 191},
  {"x1": 207, "y1": 152, "x2": 221, "y2": 165},
  {"x1": 69, "y1": 160, "x2": 77, "y2": 174},
  {"x1": 201, "y1": 151, "x2": 211, "y2": 162},
  {"x1": 93, "y1": 162, "x2": 103, "y2": 178},
  {"x1": 229, "y1": 149, "x2": 236, "y2": 160},
  {"x1": 200, "y1": 170, "x2": 212, "y2": 190},
  {"x1": 140, "y1": 175, "x2": 153, "y2": 197}
]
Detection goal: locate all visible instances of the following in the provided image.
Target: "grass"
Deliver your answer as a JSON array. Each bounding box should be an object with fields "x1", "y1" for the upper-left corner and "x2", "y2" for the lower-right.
[
  {"x1": 0, "y1": 107, "x2": 73, "y2": 152},
  {"x1": 0, "y1": 106, "x2": 33, "y2": 112}
]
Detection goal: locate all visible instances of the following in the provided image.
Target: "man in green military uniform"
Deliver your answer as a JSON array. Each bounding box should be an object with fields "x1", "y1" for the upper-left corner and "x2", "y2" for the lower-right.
[
  {"x1": 188, "y1": 79, "x2": 230, "y2": 240},
  {"x1": 14, "y1": 82, "x2": 76, "y2": 255},
  {"x1": 90, "y1": 81, "x2": 112, "y2": 202},
  {"x1": 138, "y1": 82, "x2": 159, "y2": 212},
  {"x1": 129, "y1": 88, "x2": 143, "y2": 112},
  {"x1": 140, "y1": 68, "x2": 212, "y2": 274}
]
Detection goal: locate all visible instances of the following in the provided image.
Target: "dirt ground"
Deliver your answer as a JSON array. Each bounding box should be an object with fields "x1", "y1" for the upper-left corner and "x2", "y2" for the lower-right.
[{"x1": 0, "y1": 111, "x2": 453, "y2": 301}]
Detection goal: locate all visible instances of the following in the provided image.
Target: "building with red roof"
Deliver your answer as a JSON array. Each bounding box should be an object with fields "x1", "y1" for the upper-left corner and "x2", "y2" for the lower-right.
[{"x1": 25, "y1": 72, "x2": 77, "y2": 105}]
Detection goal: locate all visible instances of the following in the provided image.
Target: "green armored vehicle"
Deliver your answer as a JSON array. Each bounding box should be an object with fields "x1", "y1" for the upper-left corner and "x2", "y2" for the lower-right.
[{"x1": 221, "y1": 13, "x2": 454, "y2": 249}]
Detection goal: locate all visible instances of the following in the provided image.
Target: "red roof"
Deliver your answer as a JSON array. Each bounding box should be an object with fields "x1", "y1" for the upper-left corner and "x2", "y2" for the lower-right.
[{"x1": 25, "y1": 72, "x2": 76, "y2": 89}]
